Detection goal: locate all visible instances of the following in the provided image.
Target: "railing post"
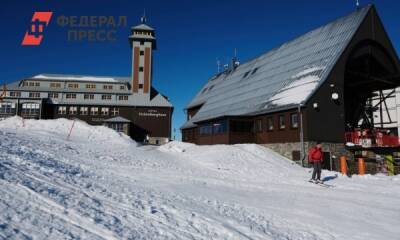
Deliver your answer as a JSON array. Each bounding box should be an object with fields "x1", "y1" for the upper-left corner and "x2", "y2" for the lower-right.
[
  {"x1": 358, "y1": 158, "x2": 365, "y2": 175},
  {"x1": 340, "y1": 156, "x2": 347, "y2": 175}
]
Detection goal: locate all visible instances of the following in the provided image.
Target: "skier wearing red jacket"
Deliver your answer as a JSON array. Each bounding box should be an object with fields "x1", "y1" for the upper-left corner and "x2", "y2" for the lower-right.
[{"x1": 308, "y1": 142, "x2": 323, "y2": 183}]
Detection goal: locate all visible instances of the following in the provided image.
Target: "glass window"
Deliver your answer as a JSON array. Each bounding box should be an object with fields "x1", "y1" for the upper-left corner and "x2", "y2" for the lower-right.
[
  {"x1": 279, "y1": 115, "x2": 285, "y2": 129},
  {"x1": 48, "y1": 93, "x2": 59, "y2": 98},
  {"x1": 200, "y1": 125, "x2": 213, "y2": 135},
  {"x1": 9, "y1": 92, "x2": 21, "y2": 97},
  {"x1": 84, "y1": 94, "x2": 94, "y2": 100},
  {"x1": 291, "y1": 113, "x2": 299, "y2": 128},
  {"x1": 111, "y1": 107, "x2": 119, "y2": 116},
  {"x1": 67, "y1": 83, "x2": 79, "y2": 89},
  {"x1": 58, "y1": 106, "x2": 66, "y2": 115},
  {"x1": 66, "y1": 93, "x2": 76, "y2": 99},
  {"x1": 101, "y1": 107, "x2": 109, "y2": 116},
  {"x1": 50, "y1": 83, "x2": 61, "y2": 88},
  {"x1": 213, "y1": 120, "x2": 227, "y2": 134},
  {"x1": 29, "y1": 92, "x2": 40, "y2": 98},
  {"x1": 80, "y1": 107, "x2": 88, "y2": 115},
  {"x1": 69, "y1": 106, "x2": 77, "y2": 115},
  {"x1": 118, "y1": 95, "x2": 128, "y2": 101},
  {"x1": 21, "y1": 103, "x2": 40, "y2": 116},
  {"x1": 101, "y1": 95, "x2": 112, "y2": 100},
  {"x1": 255, "y1": 119, "x2": 263, "y2": 132},
  {"x1": 109, "y1": 123, "x2": 123, "y2": 132},
  {"x1": 0, "y1": 102, "x2": 16, "y2": 114},
  {"x1": 90, "y1": 107, "x2": 99, "y2": 115},
  {"x1": 120, "y1": 85, "x2": 125, "y2": 90},
  {"x1": 267, "y1": 117, "x2": 274, "y2": 131}
]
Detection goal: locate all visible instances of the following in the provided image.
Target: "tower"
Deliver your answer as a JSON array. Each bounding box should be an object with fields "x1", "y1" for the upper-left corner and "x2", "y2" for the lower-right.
[{"x1": 129, "y1": 15, "x2": 157, "y2": 97}]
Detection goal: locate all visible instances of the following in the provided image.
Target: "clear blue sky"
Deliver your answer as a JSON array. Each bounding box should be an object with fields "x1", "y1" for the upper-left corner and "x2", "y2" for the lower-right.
[{"x1": 1, "y1": 0, "x2": 399, "y2": 140}]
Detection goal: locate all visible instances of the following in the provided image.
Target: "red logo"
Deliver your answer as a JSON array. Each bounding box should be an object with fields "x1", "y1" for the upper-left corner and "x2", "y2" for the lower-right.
[{"x1": 22, "y1": 12, "x2": 53, "y2": 46}]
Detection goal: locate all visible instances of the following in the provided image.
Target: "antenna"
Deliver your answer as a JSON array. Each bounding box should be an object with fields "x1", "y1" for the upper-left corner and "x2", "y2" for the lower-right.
[
  {"x1": 216, "y1": 58, "x2": 221, "y2": 73},
  {"x1": 141, "y1": 8, "x2": 147, "y2": 23}
]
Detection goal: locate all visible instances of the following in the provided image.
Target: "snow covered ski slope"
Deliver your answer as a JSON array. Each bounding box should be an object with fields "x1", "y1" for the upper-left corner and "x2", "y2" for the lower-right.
[{"x1": 0, "y1": 117, "x2": 399, "y2": 239}]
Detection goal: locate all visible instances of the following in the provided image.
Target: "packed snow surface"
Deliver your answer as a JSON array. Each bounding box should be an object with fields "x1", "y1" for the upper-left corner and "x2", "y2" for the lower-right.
[{"x1": 1, "y1": 117, "x2": 400, "y2": 240}]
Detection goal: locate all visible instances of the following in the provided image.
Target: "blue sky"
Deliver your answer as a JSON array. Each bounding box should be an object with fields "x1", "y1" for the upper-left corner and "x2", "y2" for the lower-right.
[{"x1": 1, "y1": 0, "x2": 399, "y2": 140}]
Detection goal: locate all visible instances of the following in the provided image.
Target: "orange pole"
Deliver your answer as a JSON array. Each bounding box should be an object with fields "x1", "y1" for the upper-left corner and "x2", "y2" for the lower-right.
[
  {"x1": 340, "y1": 156, "x2": 347, "y2": 175},
  {"x1": 358, "y1": 158, "x2": 365, "y2": 175}
]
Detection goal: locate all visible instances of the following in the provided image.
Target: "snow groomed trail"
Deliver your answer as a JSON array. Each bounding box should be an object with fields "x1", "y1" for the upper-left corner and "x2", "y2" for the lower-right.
[{"x1": 0, "y1": 117, "x2": 399, "y2": 240}]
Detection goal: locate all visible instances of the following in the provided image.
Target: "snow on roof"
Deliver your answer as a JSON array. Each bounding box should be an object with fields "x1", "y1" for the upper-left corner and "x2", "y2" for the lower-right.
[
  {"x1": 132, "y1": 23, "x2": 154, "y2": 31},
  {"x1": 31, "y1": 74, "x2": 129, "y2": 83},
  {"x1": 103, "y1": 116, "x2": 131, "y2": 123},
  {"x1": 182, "y1": 5, "x2": 371, "y2": 128}
]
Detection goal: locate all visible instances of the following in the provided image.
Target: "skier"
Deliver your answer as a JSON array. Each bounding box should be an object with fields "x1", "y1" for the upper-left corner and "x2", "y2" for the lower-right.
[{"x1": 308, "y1": 142, "x2": 323, "y2": 183}]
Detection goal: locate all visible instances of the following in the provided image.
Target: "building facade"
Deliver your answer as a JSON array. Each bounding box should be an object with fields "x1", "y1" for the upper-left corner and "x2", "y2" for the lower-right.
[
  {"x1": 0, "y1": 17, "x2": 173, "y2": 144},
  {"x1": 181, "y1": 5, "x2": 400, "y2": 169}
]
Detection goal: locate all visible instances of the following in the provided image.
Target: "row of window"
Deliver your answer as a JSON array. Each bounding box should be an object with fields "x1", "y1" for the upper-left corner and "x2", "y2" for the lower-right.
[
  {"x1": 57, "y1": 106, "x2": 119, "y2": 116},
  {"x1": 199, "y1": 121, "x2": 228, "y2": 135},
  {"x1": 256, "y1": 113, "x2": 299, "y2": 132},
  {"x1": 25, "y1": 81, "x2": 126, "y2": 90},
  {"x1": 197, "y1": 113, "x2": 299, "y2": 136},
  {"x1": 23, "y1": 81, "x2": 40, "y2": 87},
  {"x1": 0, "y1": 102, "x2": 40, "y2": 115},
  {"x1": 8, "y1": 91, "x2": 130, "y2": 101}
]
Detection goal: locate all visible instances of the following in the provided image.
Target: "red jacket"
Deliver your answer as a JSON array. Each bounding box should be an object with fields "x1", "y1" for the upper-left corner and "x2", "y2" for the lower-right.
[{"x1": 308, "y1": 147, "x2": 323, "y2": 163}]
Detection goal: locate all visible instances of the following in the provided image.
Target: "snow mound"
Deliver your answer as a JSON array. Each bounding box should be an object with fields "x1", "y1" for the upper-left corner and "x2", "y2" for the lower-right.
[
  {"x1": 158, "y1": 141, "x2": 195, "y2": 153},
  {"x1": 0, "y1": 116, "x2": 135, "y2": 146}
]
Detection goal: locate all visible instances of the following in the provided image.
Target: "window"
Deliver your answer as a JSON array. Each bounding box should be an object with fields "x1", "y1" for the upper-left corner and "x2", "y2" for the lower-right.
[
  {"x1": 67, "y1": 83, "x2": 79, "y2": 89},
  {"x1": 251, "y1": 67, "x2": 259, "y2": 75},
  {"x1": 29, "y1": 92, "x2": 40, "y2": 98},
  {"x1": 84, "y1": 94, "x2": 94, "y2": 100},
  {"x1": 90, "y1": 107, "x2": 99, "y2": 115},
  {"x1": 58, "y1": 106, "x2": 66, "y2": 115},
  {"x1": 48, "y1": 93, "x2": 59, "y2": 98},
  {"x1": 279, "y1": 115, "x2": 285, "y2": 129},
  {"x1": 0, "y1": 102, "x2": 16, "y2": 114},
  {"x1": 140, "y1": 40, "x2": 144, "y2": 45},
  {"x1": 120, "y1": 85, "x2": 125, "y2": 90},
  {"x1": 267, "y1": 117, "x2": 274, "y2": 131},
  {"x1": 101, "y1": 95, "x2": 112, "y2": 100},
  {"x1": 140, "y1": 50, "x2": 144, "y2": 56},
  {"x1": 109, "y1": 123, "x2": 124, "y2": 132},
  {"x1": 9, "y1": 92, "x2": 21, "y2": 97},
  {"x1": 50, "y1": 82, "x2": 62, "y2": 88},
  {"x1": 255, "y1": 119, "x2": 263, "y2": 132},
  {"x1": 103, "y1": 85, "x2": 113, "y2": 90},
  {"x1": 208, "y1": 85, "x2": 215, "y2": 91},
  {"x1": 111, "y1": 107, "x2": 119, "y2": 116},
  {"x1": 21, "y1": 103, "x2": 40, "y2": 116},
  {"x1": 201, "y1": 87, "x2": 208, "y2": 94},
  {"x1": 213, "y1": 120, "x2": 227, "y2": 134},
  {"x1": 69, "y1": 106, "x2": 77, "y2": 115},
  {"x1": 139, "y1": 84, "x2": 143, "y2": 89},
  {"x1": 66, "y1": 93, "x2": 76, "y2": 99},
  {"x1": 35, "y1": 82, "x2": 40, "y2": 87},
  {"x1": 230, "y1": 120, "x2": 253, "y2": 132},
  {"x1": 118, "y1": 95, "x2": 129, "y2": 101},
  {"x1": 200, "y1": 125, "x2": 212, "y2": 135},
  {"x1": 243, "y1": 71, "x2": 250, "y2": 78},
  {"x1": 291, "y1": 113, "x2": 299, "y2": 128},
  {"x1": 29, "y1": 82, "x2": 35, "y2": 87},
  {"x1": 139, "y1": 67, "x2": 144, "y2": 72},
  {"x1": 86, "y1": 84, "x2": 96, "y2": 89},
  {"x1": 23, "y1": 82, "x2": 29, "y2": 87},
  {"x1": 101, "y1": 107, "x2": 109, "y2": 116},
  {"x1": 80, "y1": 107, "x2": 88, "y2": 115}
]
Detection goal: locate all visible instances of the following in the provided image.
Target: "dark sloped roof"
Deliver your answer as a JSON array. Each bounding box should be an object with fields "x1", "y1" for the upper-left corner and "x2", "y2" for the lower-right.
[{"x1": 181, "y1": 5, "x2": 372, "y2": 129}]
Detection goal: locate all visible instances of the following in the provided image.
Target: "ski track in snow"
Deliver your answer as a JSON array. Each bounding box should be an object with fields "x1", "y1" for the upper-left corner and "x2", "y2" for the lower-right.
[{"x1": 0, "y1": 117, "x2": 400, "y2": 240}]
